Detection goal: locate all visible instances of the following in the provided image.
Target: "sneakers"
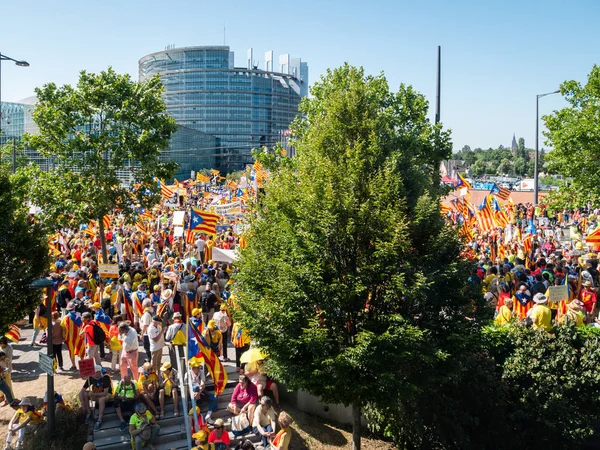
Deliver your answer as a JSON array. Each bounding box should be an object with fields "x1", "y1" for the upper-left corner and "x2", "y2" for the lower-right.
[
  {"x1": 93, "y1": 421, "x2": 102, "y2": 432},
  {"x1": 85, "y1": 412, "x2": 93, "y2": 425},
  {"x1": 205, "y1": 415, "x2": 214, "y2": 425},
  {"x1": 119, "y1": 421, "x2": 127, "y2": 432}
]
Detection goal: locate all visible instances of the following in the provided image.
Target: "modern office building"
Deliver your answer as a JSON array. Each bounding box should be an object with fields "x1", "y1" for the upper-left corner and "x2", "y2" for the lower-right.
[{"x1": 139, "y1": 45, "x2": 308, "y2": 174}]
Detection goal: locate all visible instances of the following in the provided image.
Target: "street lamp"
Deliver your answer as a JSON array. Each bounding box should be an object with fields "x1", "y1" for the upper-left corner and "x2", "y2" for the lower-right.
[
  {"x1": 29, "y1": 278, "x2": 56, "y2": 437},
  {"x1": 534, "y1": 89, "x2": 560, "y2": 204},
  {"x1": 0, "y1": 53, "x2": 30, "y2": 147}
]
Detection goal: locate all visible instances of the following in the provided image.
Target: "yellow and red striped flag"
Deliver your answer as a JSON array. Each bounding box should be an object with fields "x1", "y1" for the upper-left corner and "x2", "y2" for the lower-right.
[
  {"x1": 157, "y1": 179, "x2": 174, "y2": 200},
  {"x1": 188, "y1": 320, "x2": 228, "y2": 395},
  {"x1": 196, "y1": 173, "x2": 211, "y2": 183},
  {"x1": 61, "y1": 313, "x2": 86, "y2": 359},
  {"x1": 135, "y1": 219, "x2": 147, "y2": 234},
  {"x1": 4, "y1": 324, "x2": 20, "y2": 343},
  {"x1": 523, "y1": 233, "x2": 534, "y2": 255},
  {"x1": 103, "y1": 215, "x2": 111, "y2": 230},
  {"x1": 189, "y1": 208, "x2": 220, "y2": 235},
  {"x1": 211, "y1": 169, "x2": 220, "y2": 176},
  {"x1": 477, "y1": 203, "x2": 496, "y2": 233},
  {"x1": 494, "y1": 210, "x2": 509, "y2": 229},
  {"x1": 586, "y1": 226, "x2": 600, "y2": 245}
]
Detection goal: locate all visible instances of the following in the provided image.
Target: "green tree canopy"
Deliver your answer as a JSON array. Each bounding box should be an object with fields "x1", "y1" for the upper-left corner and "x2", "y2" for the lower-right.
[
  {"x1": 24, "y1": 67, "x2": 177, "y2": 260},
  {"x1": 235, "y1": 64, "x2": 479, "y2": 449},
  {"x1": 544, "y1": 65, "x2": 600, "y2": 205},
  {"x1": 0, "y1": 169, "x2": 48, "y2": 333}
]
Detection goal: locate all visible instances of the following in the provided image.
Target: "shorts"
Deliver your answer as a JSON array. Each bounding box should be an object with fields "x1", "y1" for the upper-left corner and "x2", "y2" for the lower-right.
[
  {"x1": 114, "y1": 398, "x2": 136, "y2": 411},
  {"x1": 265, "y1": 380, "x2": 273, "y2": 390}
]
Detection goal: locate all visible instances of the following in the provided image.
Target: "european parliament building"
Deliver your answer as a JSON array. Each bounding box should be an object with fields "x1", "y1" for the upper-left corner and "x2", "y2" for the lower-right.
[{"x1": 139, "y1": 46, "x2": 308, "y2": 177}]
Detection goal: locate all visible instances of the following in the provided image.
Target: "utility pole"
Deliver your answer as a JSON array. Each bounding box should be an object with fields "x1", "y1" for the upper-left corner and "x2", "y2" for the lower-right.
[{"x1": 435, "y1": 46, "x2": 441, "y2": 124}]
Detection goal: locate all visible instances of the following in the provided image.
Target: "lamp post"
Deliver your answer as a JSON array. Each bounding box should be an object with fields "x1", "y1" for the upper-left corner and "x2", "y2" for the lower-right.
[
  {"x1": 0, "y1": 52, "x2": 29, "y2": 155},
  {"x1": 534, "y1": 89, "x2": 560, "y2": 204},
  {"x1": 30, "y1": 278, "x2": 56, "y2": 437}
]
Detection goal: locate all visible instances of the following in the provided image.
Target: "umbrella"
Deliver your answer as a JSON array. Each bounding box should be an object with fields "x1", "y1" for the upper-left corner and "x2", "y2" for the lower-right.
[{"x1": 240, "y1": 348, "x2": 267, "y2": 364}]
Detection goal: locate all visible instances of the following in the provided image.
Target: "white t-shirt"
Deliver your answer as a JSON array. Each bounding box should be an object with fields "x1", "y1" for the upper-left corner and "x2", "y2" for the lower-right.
[
  {"x1": 140, "y1": 311, "x2": 153, "y2": 334},
  {"x1": 195, "y1": 239, "x2": 206, "y2": 252},
  {"x1": 147, "y1": 323, "x2": 164, "y2": 352}
]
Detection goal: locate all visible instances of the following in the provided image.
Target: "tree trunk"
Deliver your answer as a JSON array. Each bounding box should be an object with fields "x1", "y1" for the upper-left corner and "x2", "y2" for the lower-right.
[
  {"x1": 352, "y1": 402, "x2": 361, "y2": 450},
  {"x1": 98, "y1": 217, "x2": 109, "y2": 264}
]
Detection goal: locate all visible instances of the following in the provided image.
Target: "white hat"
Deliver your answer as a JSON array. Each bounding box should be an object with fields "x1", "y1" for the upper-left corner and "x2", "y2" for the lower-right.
[
  {"x1": 94, "y1": 365, "x2": 103, "y2": 372},
  {"x1": 533, "y1": 293, "x2": 548, "y2": 304}
]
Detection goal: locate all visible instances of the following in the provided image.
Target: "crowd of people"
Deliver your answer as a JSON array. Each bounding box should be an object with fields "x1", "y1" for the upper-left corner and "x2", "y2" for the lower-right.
[
  {"x1": 454, "y1": 197, "x2": 600, "y2": 330},
  {"x1": 3, "y1": 175, "x2": 293, "y2": 450}
]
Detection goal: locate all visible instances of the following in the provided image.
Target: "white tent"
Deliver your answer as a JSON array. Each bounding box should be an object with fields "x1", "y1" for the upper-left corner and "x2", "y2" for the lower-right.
[{"x1": 211, "y1": 247, "x2": 238, "y2": 263}]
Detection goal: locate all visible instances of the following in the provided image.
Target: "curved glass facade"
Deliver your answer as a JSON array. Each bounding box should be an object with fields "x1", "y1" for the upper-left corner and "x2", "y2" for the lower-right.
[{"x1": 139, "y1": 46, "x2": 305, "y2": 174}]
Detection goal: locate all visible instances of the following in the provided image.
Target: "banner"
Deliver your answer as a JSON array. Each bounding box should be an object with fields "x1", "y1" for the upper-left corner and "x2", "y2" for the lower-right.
[
  {"x1": 98, "y1": 264, "x2": 119, "y2": 278},
  {"x1": 172, "y1": 210, "x2": 186, "y2": 226},
  {"x1": 213, "y1": 202, "x2": 241, "y2": 215},
  {"x1": 163, "y1": 190, "x2": 180, "y2": 208},
  {"x1": 548, "y1": 285, "x2": 568, "y2": 304}
]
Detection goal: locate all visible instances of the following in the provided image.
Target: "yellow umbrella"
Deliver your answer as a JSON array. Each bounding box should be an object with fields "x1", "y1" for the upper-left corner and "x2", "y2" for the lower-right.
[{"x1": 240, "y1": 348, "x2": 267, "y2": 364}]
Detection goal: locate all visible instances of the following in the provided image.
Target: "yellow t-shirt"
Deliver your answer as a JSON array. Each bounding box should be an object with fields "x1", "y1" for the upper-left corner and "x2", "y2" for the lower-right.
[
  {"x1": 138, "y1": 372, "x2": 159, "y2": 391},
  {"x1": 17, "y1": 407, "x2": 43, "y2": 425},
  {"x1": 129, "y1": 410, "x2": 153, "y2": 429},
  {"x1": 495, "y1": 305, "x2": 512, "y2": 327},
  {"x1": 529, "y1": 304, "x2": 552, "y2": 331}
]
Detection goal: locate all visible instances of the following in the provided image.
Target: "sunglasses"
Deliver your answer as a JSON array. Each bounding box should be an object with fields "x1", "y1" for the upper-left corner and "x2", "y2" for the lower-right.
[{"x1": 214, "y1": 425, "x2": 222, "y2": 429}]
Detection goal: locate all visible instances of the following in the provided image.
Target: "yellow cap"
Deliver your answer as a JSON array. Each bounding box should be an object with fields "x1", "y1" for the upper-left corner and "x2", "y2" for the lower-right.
[
  {"x1": 92, "y1": 302, "x2": 101, "y2": 309},
  {"x1": 191, "y1": 308, "x2": 202, "y2": 317},
  {"x1": 192, "y1": 430, "x2": 207, "y2": 440},
  {"x1": 208, "y1": 320, "x2": 216, "y2": 329}
]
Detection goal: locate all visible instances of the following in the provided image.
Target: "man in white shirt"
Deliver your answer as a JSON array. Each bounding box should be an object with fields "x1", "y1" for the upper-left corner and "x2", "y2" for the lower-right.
[
  {"x1": 195, "y1": 236, "x2": 206, "y2": 263},
  {"x1": 147, "y1": 316, "x2": 165, "y2": 374},
  {"x1": 118, "y1": 321, "x2": 139, "y2": 379},
  {"x1": 139, "y1": 299, "x2": 154, "y2": 363}
]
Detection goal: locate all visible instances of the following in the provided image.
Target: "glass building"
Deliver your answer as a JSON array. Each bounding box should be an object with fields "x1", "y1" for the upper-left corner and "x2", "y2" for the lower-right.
[{"x1": 139, "y1": 46, "x2": 308, "y2": 174}]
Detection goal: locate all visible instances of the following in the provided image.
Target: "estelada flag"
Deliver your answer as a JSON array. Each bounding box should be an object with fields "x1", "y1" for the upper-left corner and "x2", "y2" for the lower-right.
[
  {"x1": 586, "y1": 226, "x2": 600, "y2": 245},
  {"x1": 5, "y1": 324, "x2": 20, "y2": 343},
  {"x1": 61, "y1": 312, "x2": 85, "y2": 359},
  {"x1": 190, "y1": 208, "x2": 220, "y2": 235},
  {"x1": 188, "y1": 320, "x2": 228, "y2": 395}
]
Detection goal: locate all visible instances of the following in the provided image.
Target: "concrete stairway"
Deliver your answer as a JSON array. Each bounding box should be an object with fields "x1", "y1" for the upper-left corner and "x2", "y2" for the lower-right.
[{"x1": 90, "y1": 346, "x2": 262, "y2": 450}]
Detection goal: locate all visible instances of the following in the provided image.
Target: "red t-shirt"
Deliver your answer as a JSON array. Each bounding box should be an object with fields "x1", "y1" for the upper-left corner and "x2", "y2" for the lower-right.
[
  {"x1": 209, "y1": 430, "x2": 231, "y2": 445},
  {"x1": 83, "y1": 322, "x2": 97, "y2": 346}
]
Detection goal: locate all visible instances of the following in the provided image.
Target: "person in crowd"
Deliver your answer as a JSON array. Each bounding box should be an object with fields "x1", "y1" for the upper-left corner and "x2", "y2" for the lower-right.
[
  {"x1": 147, "y1": 316, "x2": 165, "y2": 375},
  {"x1": 252, "y1": 396, "x2": 277, "y2": 448},
  {"x1": 200, "y1": 283, "x2": 217, "y2": 325},
  {"x1": 186, "y1": 360, "x2": 218, "y2": 424},
  {"x1": 138, "y1": 361, "x2": 161, "y2": 418},
  {"x1": 495, "y1": 297, "x2": 514, "y2": 327},
  {"x1": 4, "y1": 398, "x2": 43, "y2": 450},
  {"x1": 579, "y1": 280, "x2": 597, "y2": 321},
  {"x1": 212, "y1": 304, "x2": 232, "y2": 361},
  {"x1": 271, "y1": 411, "x2": 293, "y2": 450},
  {"x1": 203, "y1": 320, "x2": 222, "y2": 358},
  {"x1": 79, "y1": 365, "x2": 110, "y2": 431},
  {"x1": 228, "y1": 375, "x2": 258, "y2": 426},
  {"x1": 208, "y1": 417, "x2": 230, "y2": 450},
  {"x1": 231, "y1": 322, "x2": 251, "y2": 372},
  {"x1": 139, "y1": 299, "x2": 154, "y2": 362},
  {"x1": 0, "y1": 351, "x2": 17, "y2": 407},
  {"x1": 0, "y1": 338, "x2": 14, "y2": 406},
  {"x1": 61, "y1": 301, "x2": 85, "y2": 371},
  {"x1": 108, "y1": 315, "x2": 122, "y2": 373},
  {"x1": 129, "y1": 402, "x2": 160, "y2": 450},
  {"x1": 81, "y1": 312, "x2": 102, "y2": 365},
  {"x1": 158, "y1": 362, "x2": 180, "y2": 418},
  {"x1": 114, "y1": 374, "x2": 140, "y2": 432},
  {"x1": 50, "y1": 311, "x2": 65, "y2": 372},
  {"x1": 165, "y1": 312, "x2": 186, "y2": 368},
  {"x1": 527, "y1": 293, "x2": 552, "y2": 331},
  {"x1": 191, "y1": 430, "x2": 214, "y2": 450},
  {"x1": 118, "y1": 321, "x2": 139, "y2": 379}
]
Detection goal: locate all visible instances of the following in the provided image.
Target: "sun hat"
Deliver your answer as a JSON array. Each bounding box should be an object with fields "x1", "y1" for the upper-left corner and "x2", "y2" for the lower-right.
[
  {"x1": 161, "y1": 289, "x2": 173, "y2": 300},
  {"x1": 533, "y1": 293, "x2": 548, "y2": 304},
  {"x1": 94, "y1": 364, "x2": 103, "y2": 373},
  {"x1": 172, "y1": 312, "x2": 182, "y2": 318},
  {"x1": 66, "y1": 301, "x2": 76, "y2": 311},
  {"x1": 18, "y1": 398, "x2": 32, "y2": 406},
  {"x1": 583, "y1": 280, "x2": 593, "y2": 287},
  {"x1": 153, "y1": 285, "x2": 160, "y2": 291},
  {"x1": 160, "y1": 362, "x2": 172, "y2": 372}
]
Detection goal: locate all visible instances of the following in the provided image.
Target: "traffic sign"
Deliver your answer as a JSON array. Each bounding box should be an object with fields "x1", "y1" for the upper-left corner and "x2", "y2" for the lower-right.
[{"x1": 39, "y1": 353, "x2": 54, "y2": 376}]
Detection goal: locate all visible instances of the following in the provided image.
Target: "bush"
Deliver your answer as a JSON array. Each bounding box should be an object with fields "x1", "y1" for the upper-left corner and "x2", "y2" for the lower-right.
[{"x1": 22, "y1": 395, "x2": 88, "y2": 450}]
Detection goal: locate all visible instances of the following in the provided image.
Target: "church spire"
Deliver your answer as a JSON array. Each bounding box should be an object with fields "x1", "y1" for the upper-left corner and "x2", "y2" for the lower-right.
[{"x1": 511, "y1": 133, "x2": 517, "y2": 153}]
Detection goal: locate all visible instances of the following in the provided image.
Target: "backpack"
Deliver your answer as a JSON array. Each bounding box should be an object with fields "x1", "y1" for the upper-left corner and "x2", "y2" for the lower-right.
[
  {"x1": 169, "y1": 323, "x2": 186, "y2": 346},
  {"x1": 92, "y1": 321, "x2": 106, "y2": 345}
]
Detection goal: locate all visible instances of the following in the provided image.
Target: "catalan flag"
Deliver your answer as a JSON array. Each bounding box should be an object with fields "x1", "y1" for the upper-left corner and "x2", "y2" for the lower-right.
[
  {"x1": 61, "y1": 312, "x2": 86, "y2": 359},
  {"x1": 188, "y1": 320, "x2": 228, "y2": 395},
  {"x1": 477, "y1": 196, "x2": 496, "y2": 233},
  {"x1": 581, "y1": 217, "x2": 588, "y2": 234},
  {"x1": 189, "y1": 208, "x2": 220, "y2": 235},
  {"x1": 523, "y1": 233, "x2": 534, "y2": 256},
  {"x1": 211, "y1": 169, "x2": 220, "y2": 176},
  {"x1": 135, "y1": 219, "x2": 147, "y2": 234},
  {"x1": 157, "y1": 179, "x2": 174, "y2": 200},
  {"x1": 196, "y1": 173, "x2": 211, "y2": 183},
  {"x1": 139, "y1": 209, "x2": 154, "y2": 220},
  {"x1": 4, "y1": 324, "x2": 20, "y2": 343},
  {"x1": 440, "y1": 203, "x2": 453, "y2": 216},
  {"x1": 490, "y1": 183, "x2": 511, "y2": 201},
  {"x1": 185, "y1": 225, "x2": 196, "y2": 245},
  {"x1": 454, "y1": 172, "x2": 471, "y2": 190},
  {"x1": 586, "y1": 226, "x2": 600, "y2": 245},
  {"x1": 103, "y1": 215, "x2": 111, "y2": 230}
]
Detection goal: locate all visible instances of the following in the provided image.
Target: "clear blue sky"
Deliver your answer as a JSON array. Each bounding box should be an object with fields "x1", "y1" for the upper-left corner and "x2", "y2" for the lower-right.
[{"x1": 2, "y1": 0, "x2": 598, "y2": 151}]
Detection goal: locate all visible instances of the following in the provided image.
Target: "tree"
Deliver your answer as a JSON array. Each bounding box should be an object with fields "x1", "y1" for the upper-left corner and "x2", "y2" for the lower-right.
[
  {"x1": 471, "y1": 159, "x2": 487, "y2": 177},
  {"x1": 0, "y1": 139, "x2": 29, "y2": 172},
  {"x1": 0, "y1": 169, "x2": 48, "y2": 333},
  {"x1": 235, "y1": 65, "x2": 479, "y2": 449},
  {"x1": 518, "y1": 137, "x2": 526, "y2": 158},
  {"x1": 544, "y1": 65, "x2": 600, "y2": 206},
  {"x1": 24, "y1": 68, "x2": 177, "y2": 261}
]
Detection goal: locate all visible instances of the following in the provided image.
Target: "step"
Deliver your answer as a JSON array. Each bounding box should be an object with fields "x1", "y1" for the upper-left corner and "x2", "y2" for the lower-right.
[
  {"x1": 95, "y1": 415, "x2": 182, "y2": 439},
  {"x1": 94, "y1": 423, "x2": 185, "y2": 450},
  {"x1": 156, "y1": 437, "x2": 190, "y2": 450}
]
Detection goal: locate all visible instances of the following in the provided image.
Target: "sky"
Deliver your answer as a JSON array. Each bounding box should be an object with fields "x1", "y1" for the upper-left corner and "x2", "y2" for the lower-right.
[{"x1": 1, "y1": 0, "x2": 598, "y2": 151}]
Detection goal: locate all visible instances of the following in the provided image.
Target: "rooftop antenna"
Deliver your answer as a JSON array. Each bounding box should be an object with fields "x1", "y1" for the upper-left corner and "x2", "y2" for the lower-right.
[{"x1": 435, "y1": 45, "x2": 441, "y2": 124}]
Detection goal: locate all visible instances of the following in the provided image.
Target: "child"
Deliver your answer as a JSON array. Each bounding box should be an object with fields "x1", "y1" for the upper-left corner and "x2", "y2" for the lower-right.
[{"x1": 109, "y1": 315, "x2": 123, "y2": 373}]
